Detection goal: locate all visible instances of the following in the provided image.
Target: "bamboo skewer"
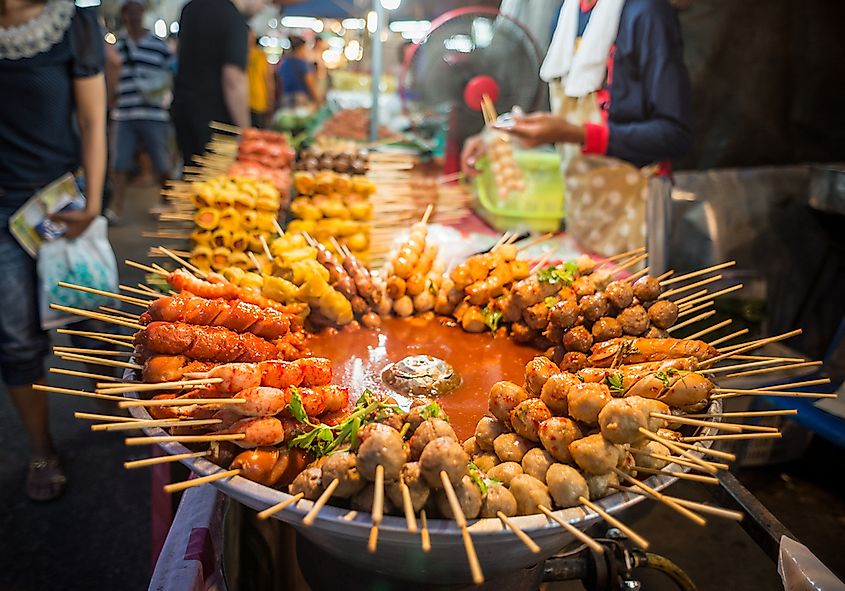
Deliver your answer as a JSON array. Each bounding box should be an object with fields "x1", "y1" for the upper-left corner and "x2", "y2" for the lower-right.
[
  {"x1": 516, "y1": 232, "x2": 554, "y2": 252},
  {"x1": 119, "y1": 398, "x2": 246, "y2": 408},
  {"x1": 676, "y1": 301, "x2": 714, "y2": 319},
  {"x1": 57, "y1": 328, "x2": 134, "y2": 341},
  {"x1": 121, "y1": 284, "x2": 160, "y2": 298},
  {"x1": 612, "y1": 487, "x2": 744, "y2": 521},
  {"x1": 164, "y1": 469, "x2": 241, "y2": 494},
  {"x1": 125, "y1": 259, "x2": 168, "y2": 277},
  {"x1": 705, "y1": 359, "x2": 790, "y2": 375},
  {"x1": 666, "y1": 310, "x2": 717, "y2": 333},
  {"x1": 682, "y1": 409, "x2": 798, "y2": 419},
  {"x1": 668, "y1": 440, "x2": 736, "y2": 461},
  {"x1": 538, "y1": 505, "x2": 604, "y2": 554},
  {"x1": 660, "y1": 261, "x2": 736, "y2": 286},
  {"x1": 712, "y1": 390, "x2": 835, "y2": 400},
  {"x1": 441, "y1": 471, "x2": 484, "y2": 585},
  {"x1": 56, "y1": 331, "x2": 135, "y2": 350},
  {"x1": 97, "y1": 377, "x2": 223, "y2": 394},
  {"x1": 650, "y1": 412, "x2": 742, "y2": 433},
  {"x1": 632, "y1": 466, "x2": 720, "y2": 485},
  {"x1": 56, "y1": 353, "x2": 142, "y2": 370},
  {"x1": 258, "y1": 493, "x2": 305, "y2": 520},
  {"x1": 53, "y1": 347, "x2": 132, "y2": 357},
  {"x1": 92, "y1": 418, "x2": 221, "y2": 432},
  {"x1": 720, "y1": 377, "x2": 830, "y2": 392},
  {"x1": 602, "y1": 246, "x2": 646, "y2": 264},
  {"x1": 625, "y1": 266, "x2": 651, "y2": 283},
  {"x1": 58, "y1": 282, "x2": 151, "y2": 307},
  {"x1": 497, "y1": 511, "x2": 541, "y2": 553},
  {"x1": 611, "y1": 468, "x2": 707, "y2": 525},
  {"x1": 33, "y1": 384, "x2": 126, "y2": 402},
  {"x1": 673, "y1": 289, "x2": 709, "y2": 306},
  {"x1": 685, "y1": 319, "x2": 733, "y2": 341},
  {"x1": 629, "y1": 448, "x2": 729, "y2": 471},
  {"x1": 399, "y1": 477, "x2": 418, "y2": 532},
  {"x1": 707, "y1": 328, "x2": 749, "y2": 347},
  {"x1": 303, "y1": 478, "x2": 340, "y2": 526},
  {"x1": 52, "y1": 368, "x2": 127, "y2": 383},
  {"x1": 661, "y1": 274, "x2": 723, "y2": 299},
  {"x1": 730, "y1": 355, "x2": 805, "y2": 362},
  {"x1": 678, "y1": 284, "x2": 744, "y2": 310},
  {"x1": 720, "y1": 361, "x2": 823, "y2": 380},
  {"x1": 99, "y1": 306, "x2": 141, "y2": 320},
  {"x1": 125, "y1": 433, "x2": 246, "y2": 445},
  {"x1": 368, "y1": 464, "x2": 385, "y2": 553},
  {"x1": 124, "y1": 451, "x2": 210, "y2": 469},
  {"x1": 74, "y1": 411, "x2": 141, "y2": 422},
  {"x1": 579, "y1": 496, "x2": 649, "y2": 549},
  {"x1": 420, "y1": 510, "x2": 431, "y2": 553},
  {"x1": 681, "y1": 432, "x2": 783, "y2": 443},
  {"x1": 638, "y1": 428, "x2": 719, "y2": 474},
  {"x1": 612, "y1": 253, "x2": 649, "y2": 274},
  {"x1": 705, "y1": 329, "x2": 803, "y2": 366},
  {"x1": 49, "y1": 304, "x2": 144, "y2": 330}
]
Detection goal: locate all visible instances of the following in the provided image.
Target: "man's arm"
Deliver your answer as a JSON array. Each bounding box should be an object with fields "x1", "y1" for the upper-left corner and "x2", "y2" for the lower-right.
[{"x1": 222, "y1": 64, "x2": 250, "y2": 128}]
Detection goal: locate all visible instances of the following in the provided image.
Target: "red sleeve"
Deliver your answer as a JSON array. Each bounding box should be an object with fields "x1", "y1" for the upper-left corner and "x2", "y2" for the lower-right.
[{"x1": 582, "y1": 122, "x2": 609, "y2": 155}]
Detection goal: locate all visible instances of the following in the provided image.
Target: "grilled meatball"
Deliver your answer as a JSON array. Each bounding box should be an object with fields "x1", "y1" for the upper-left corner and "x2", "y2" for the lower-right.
[
  {"x1": 509, "y1": 474, "x2": 552, "y2": 515},
  {"x1": 617, "y1": 304, "x2": 650, "y2": 336},
  {"x1": 386, "y1": 461, "x2": 430, "y2": 512},
  {"x1": 409, "y1": 418, "x2": 457, "y2": 460},
  {"x1": 643, "y1": 326, "x2": 670, "y2": 339},
  {"x1": 569, "y1": 434, "x2": 620, "y2": 474},
  {"x1": 549, "y1": 300, "x2": 579, "y2": 330},
  {"x1": 320, "y1": 451, "x2": 366, "y2": 498},
  {"x1": 489, "y1": 381, "x2": 531, "y2": 425},
  {"x1": 576, "y1": 254, "x2": 596, "y2": 275},
  {"x1": 546, "y1": 463, "x2": 589, "y2": 508},
  {"x1": 625, "y1": 396, "x2": 671, "y2": 432},
  {"x1": 357, "y1": 428, "x2": 407, "y2": 480},
  {"x1": 352, "y1": 483, "x2": 397, "y2": 513},
  {"x1": 289, "y1": 467, "x2": 323, "y2": 500},
  {"x1": 419, "y1": 436, "x2": 469, "y2": 488},
  {"x1": 598, "y1": 398, "x2": 649, "y2": 444},
  {"x1": 632, "y1": 441, "x2": 671, "y2": 470},
  {"x1": 572, "y1": 276, "x2": 596, "y2": 298},
  {"x1": 493, "y1": 432, "x2": 535, "y2": 463},
  {"x1": 480, "y1": 484, "x2": 518, "y2": 517},
  {"x1": 617, "y1": 450, "x2": 636, "y2": 475},
  {"x1": 524, "y1": 356, "x2": 559, "y2": 396},
  {"x1": 356, "y1": 422, "x2": 396, "y2": 448},
  {"x1": 559, "y1": 351, "x2": 589, "y2": 373},
  {"x1": 563, "y1": 325, "x2": 593, "y2": 353},
  {"x1": 487, "y1": 462, "x2": 523, "y2": 487},
  {"x1": 405, "y1": 397, "x2": 436, "y2": 435},
  {"x1": 586, "y1": 471, "x2": 619, "y2": 499},
  {"x1": 521, "y1": 447, "x2": 555, "y2": 483},
  {"x1": 523, "y1": 302, "x2": 551, "y2": 331},
  {"x1": 604, "y1": 280, "x2": 634, "y2": 310},
  {"x1": 633, "y1": 276, "x2": 661, "y2": 302},
  {"x1": 567, "y1": 382, "x2": 612, "y2": 425},
  {"x1": 510, "y1": 322, "x2": 537, "y2": 344},
  {"x1": 538, "y1": 417, "x2": 582, "y2": 463},
  {"x1": 510, "y1": 399, "x2": 552, "y2": 442},
  {"x1": 435, "y1": 474, "x2": 482, "y2": 519},
  {"x1": 475, "y1": 416, "x2": 510, "y2": 451},
  {"x1": 540, "y1": 372, "x2": 580, "y2": 415},
  {"x1": 472, "y1": 451, "x2": 500, "y2": 472},
  {"x1": 591, "y1": 317, "x2": 623, "y2": 342},
  {"x1": 579, "y1": 293, "x2": 608, "y2": 322},
  {"x1": 648, "y1": 300, "x2": 679, "y2": 330}
]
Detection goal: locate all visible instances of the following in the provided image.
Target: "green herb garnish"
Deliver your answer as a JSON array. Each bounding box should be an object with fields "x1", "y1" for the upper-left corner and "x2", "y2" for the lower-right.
[
  {"x1": 537, "y1": 261, "x2": 578, "y2": 285},
  {"x1": 468, "y1": 462, "x2": 489, "y2": 496},
  {"x1": 418, "y1": 401, "x2": 445, "y2": 420},
  {"x1": 654, "y1": 368, "x2": 679, "y2": 388},
  {"x1": 544, "y1": 296, "x2": 558, "y2": 308},
  {"x1": 481, "y1": 305, "x2": 503, "y2": 332},
  {"x1": 606, "y1": 371, "x2": 626, "y2": 395}
]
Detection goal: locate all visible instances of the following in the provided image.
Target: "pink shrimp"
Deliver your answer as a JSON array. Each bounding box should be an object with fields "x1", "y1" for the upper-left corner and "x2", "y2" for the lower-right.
[
  {"x1": 184, "y1": 358, "x2": 331, "y2": 393},
  {"x1": 231, "y1": 384, "x2": 348, "y2": 418},
  {"x1": 168, "y1": 269, "x2": 239, "y2": 299},
  {"x1": 292, "y1": 358, "x2": 332, "y2": 387},
  {"x1": 218, "y1": 416, "x2": 285, "y2": 448}
]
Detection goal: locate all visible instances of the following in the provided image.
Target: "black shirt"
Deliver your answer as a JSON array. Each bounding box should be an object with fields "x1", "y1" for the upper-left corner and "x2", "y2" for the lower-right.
[{"x1": 172, "y1": 0, "x2": 248, "y2": 126}]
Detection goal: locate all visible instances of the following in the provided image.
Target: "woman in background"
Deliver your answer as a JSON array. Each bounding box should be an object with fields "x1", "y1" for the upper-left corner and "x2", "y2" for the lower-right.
[
  {"x1": 0, "y1": 0, "x2": 107, "y2": 500},
  {"x1": 277, "y1": 35, "x2": 320, "y2": 108}
]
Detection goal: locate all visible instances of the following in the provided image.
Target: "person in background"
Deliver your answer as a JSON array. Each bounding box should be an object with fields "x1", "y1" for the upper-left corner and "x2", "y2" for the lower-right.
[
  {"x1": 462, "y1": 0, "x2": 692, "y2": 256},
  {"x1": 247, "y1": 29, "x2": 275, "y2": 128},
  {"x1": 0, "y1": 0, "x2": 107, "y2": 501},
  {"x1": 107, "y1": 0, "x2": 173, "y2": 222},
  {"x1": 277, "y1": 35, "x2": 319, "y2": 108},
  {"x1": 171, "y1": 0, "x2": 267, "y2": 166},
  {"x1": 311, "y1": 35, "x2": 329, "y2": 101}
]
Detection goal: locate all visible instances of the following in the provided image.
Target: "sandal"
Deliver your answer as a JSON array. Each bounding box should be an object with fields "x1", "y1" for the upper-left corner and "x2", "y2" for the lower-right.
[{"x1": 26, "y1": 456, "x2": 67, "y2": 502}]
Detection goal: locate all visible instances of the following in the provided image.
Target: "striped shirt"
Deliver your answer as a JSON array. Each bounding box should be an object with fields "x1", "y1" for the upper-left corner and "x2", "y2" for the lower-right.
[{"x1": 113, "y1": 32, "x2": 172, "y2": 122}]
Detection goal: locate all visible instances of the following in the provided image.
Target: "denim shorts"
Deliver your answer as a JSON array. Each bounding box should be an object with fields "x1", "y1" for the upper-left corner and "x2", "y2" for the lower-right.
[{"x1": 112, "y1": 119, "x2": 172, "y2": 175}]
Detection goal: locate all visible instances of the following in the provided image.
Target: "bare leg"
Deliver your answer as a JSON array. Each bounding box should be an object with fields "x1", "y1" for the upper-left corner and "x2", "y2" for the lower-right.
[{"x1": 110, "y1": 170, "x2": 129, "y2": 217}]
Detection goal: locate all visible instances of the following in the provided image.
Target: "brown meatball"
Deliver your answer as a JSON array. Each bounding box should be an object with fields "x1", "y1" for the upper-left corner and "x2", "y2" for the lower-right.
[
  {"x1": 386, "y1": 461, "x2": 430, "y2": 512},
  {"x1": 569, "y1": 434, "x2": 620, "y2": 474},
  {"x1": 493, "y1": 432, "x2": 534, "y2": 463},
  {"x1": 480, "y1": 484, "x2": 518, "y2": 517},
  {"x1": 356, "y1": 423, "x2": 396, "y2": 449},
  {"x1": 419, "y1": 436, "x2": 469, "y2": 488},
  {"x1": 549, "y1": 300, "x2": 579, "y2": 329},
  {"x1": 523, "y1": 302, "x2": 551, "y2": 330},
  {"x1": 510, "y1": 399, "x2": 553, "y2": 442},
  {"x1": 586, "y1": 471, "x2": 619, "y2": 500},
  {"x1": 289, "y1": 467, "x2": 323, "y2": 500},
  {"x1": 617, "y1": 304, "x2": 650, "y2": 336},
  {"x1": 598, "y1": 398, "x2": 649, "y2": 444},
  {"x1": 643, "y1": 326, "x2": 670, "y2": 339},
  {"x1": 488, "y1": 381, "x2": 531, "y2": 425},
  {"x1": 631, "y1": 441, "x2": 671, "y2": 470},
  {"x1": 544, "y1": 324, "x2": 565, "y2": 345},
  {"x1": 544, "y1": 344, "x2": 566, "y2": 365},
  {"x1": 435, "y1": 474, "x2": 482, "y2": 519},
  {"x1": 540, "y1": 372, "x2": 580, "y2": 415},
  {"x1": 625, "y1": 396, "x2": 671, "y2": 432},
  {"x1": 633, "y1": 276, "x2": 661, "y2": 302},
  {"x1": 591, "y1": 317, "x2": 623, "y2": 342},
  {"x1": 463, "y1": 436, "x2": 481, "y2": 457},
  {"x1": 351, "y1": 483, "x2": 397, "y2": 513},
  {"x1": 357, "y1": 428, "x2": 407, "y2": 480},
  {"x1": 509, "y1": 474, "x2": 552, "y2": 515},
  {"x1": 472, "y1": 451, "x2": 500, "y2": 472},
  {"x1": 546, "y1": 463, "x2": 589, "y2": 508},
  {"x1": 521, "y1": 447, "x2": 555, "y2": 483},
  {"x1": 538, "y1": 417, "x2": 582, "y2": 463},
  {"x1": 567, "y1": 382, "x2": 612, "y2": 424},
  {"x1": 474, "y1": 416, "x2": 510, "y2": 451},
  {"x1": 647, "y1": 300, "x2": 679, "y2": 330},
  {"x1": 487, "y1": 461, "x2": 523, "y2": 486},
  {"x1": 321, "y1": 451, "x2": 366, "y2": 498},
  {"x1": 563, "y1": 325, "x2": 593, "y2": 353},
  {"x1": 524, "y1": 356, "x2": 559, "y2": 396},
  {"x1": 510, "y1": 322, "x2": 537, "y2": 344},
  {"x1": 405, "y1": 397, "x2": 436, "y2": 435},
  {"x1": 571, "y1": 276, "x2": 596, "y2": 298},
  {"x1": 409, "y1": 418, "x2": 457, "y2": 460},
  {"x1": 559, "y1": 351, "x2": 589, "y2": 373},
  {"x1": 579, "y1": 293, "x2": 608, "y2": 322},
  {"x1": 604, "y1": 280, "x2": 634, "y2": 310}
]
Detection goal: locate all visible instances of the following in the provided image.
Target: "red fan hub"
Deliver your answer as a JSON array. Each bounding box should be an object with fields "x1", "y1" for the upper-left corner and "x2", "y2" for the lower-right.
[{"x1": 464, "y1": 76, "x2": 500, "y2": 112}]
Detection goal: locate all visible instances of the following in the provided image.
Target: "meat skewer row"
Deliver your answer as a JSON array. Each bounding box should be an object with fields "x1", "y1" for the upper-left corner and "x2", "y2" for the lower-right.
[
  {"x1": 167, "y1": 268, "x2": 304, "y2": 316},
  {"x1": 182, "y1": 357, "x2": 332, "y2": 392},
  {"x1": 588, "y1": 337, "x2": 719, "y2": 367},
  {"x1": 313, "y1": 241, "x2": 382, "y2": 328},
  {"x1": 141, "y1": 292, "x2": 293, "y2": 340}
]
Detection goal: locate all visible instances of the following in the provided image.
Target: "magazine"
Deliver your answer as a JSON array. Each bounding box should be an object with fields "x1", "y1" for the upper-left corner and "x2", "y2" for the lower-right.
[{"x1": 8, "y1": 173, "x2": 86, "y2": 257}]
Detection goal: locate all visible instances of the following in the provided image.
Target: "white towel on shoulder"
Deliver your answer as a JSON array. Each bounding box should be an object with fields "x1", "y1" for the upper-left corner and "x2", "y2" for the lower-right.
[{"x1": 539, "y1": 0, "x2": 626, "y2": 97}]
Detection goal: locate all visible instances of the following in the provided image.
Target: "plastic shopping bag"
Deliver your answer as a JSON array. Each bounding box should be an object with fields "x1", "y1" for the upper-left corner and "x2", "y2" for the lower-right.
[{"x1": 37, "y1": 216, "x2": 119, "y2": 330}]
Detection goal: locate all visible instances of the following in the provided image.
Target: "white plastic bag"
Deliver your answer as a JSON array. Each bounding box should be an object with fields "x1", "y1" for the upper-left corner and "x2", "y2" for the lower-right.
[{"x1": 37, "y1": 216, "x2": 118, "y2": 330}]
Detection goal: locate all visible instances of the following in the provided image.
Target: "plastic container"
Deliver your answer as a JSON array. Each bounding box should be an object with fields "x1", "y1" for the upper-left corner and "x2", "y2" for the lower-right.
[{"x1": 472, "y1": 142, "x2": 565, "y2": 233}]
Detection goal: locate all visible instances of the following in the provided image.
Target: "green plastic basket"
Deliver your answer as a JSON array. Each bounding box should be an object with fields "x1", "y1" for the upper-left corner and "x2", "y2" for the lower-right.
[{"x1": 473, "y1": 149, "x2": 565, "y2": 233}]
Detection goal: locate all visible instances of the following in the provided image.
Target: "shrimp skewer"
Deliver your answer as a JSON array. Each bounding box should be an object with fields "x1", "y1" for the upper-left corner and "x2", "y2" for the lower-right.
[{"x1": 183, "y1": 358, "x2": 332, "y2": 392}]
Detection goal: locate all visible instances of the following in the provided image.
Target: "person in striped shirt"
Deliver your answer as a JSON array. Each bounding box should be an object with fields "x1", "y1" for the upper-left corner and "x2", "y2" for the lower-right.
[{"x1": 108, "y1": 0, "x2": 173, "y2": 222}]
